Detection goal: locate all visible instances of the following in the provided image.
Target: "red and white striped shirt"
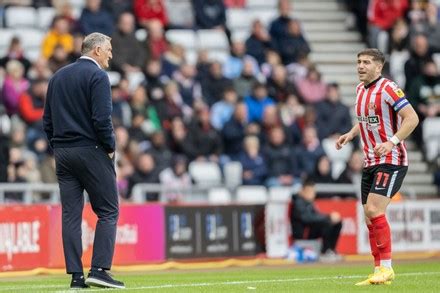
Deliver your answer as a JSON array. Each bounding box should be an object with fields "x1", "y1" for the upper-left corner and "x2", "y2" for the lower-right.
[{"x1": 355, "y1": 76, "x2": 410, "y2": 167}]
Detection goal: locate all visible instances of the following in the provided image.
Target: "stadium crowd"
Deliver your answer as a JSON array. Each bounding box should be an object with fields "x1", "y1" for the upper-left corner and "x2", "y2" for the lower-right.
[{"x1": 0, "y1": 0, "x2": 439, "y2": 202}]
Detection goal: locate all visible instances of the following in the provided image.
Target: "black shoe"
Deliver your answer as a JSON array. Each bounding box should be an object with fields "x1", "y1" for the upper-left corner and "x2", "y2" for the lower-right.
[
  {"x1": 85, "y1": 268, "x2": 125, "y2": 289},
  {"x1": 70, "y1": 275, "x2": 89, "y2": 289}
]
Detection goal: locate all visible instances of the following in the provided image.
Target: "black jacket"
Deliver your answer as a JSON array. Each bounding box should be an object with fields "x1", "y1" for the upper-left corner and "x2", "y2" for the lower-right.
[
  {"x1": 290, "y1": 194, "x2": 331, "y2": 239},
  {"x1": 43, "y1": 58, "x2": 115, "y2": 153}
]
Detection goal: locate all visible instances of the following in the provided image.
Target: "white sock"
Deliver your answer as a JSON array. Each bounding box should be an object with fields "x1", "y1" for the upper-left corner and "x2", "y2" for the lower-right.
[
  {"x1": 374, "y1": 266, "x2": 380, "y2": 273},
  {"x1": 380, "y1": 259, "x2": 392, "y2": 268}
]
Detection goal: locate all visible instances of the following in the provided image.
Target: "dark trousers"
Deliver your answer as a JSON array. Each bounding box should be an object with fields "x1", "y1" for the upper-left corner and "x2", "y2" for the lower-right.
[
  {"x1": 54, "y1": 145, "x2": 119, "y2": 274},
  {"x1": 307, "y1": 221, "x2": 342, "y2": 253}
]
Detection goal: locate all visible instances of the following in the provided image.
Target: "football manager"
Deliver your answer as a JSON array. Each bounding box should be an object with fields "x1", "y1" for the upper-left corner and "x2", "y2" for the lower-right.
[{"x1": 43, "y1": 32, "x2": 124, "y2": 289}]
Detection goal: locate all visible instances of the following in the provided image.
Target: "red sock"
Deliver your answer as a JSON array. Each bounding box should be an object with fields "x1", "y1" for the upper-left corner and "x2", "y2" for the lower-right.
[
  {"x1": 370, "y1": 214, "x2": 392, "y2": 260},
  {"x1": 367, "y1": 224, "x2": 380, "y2": 267}
]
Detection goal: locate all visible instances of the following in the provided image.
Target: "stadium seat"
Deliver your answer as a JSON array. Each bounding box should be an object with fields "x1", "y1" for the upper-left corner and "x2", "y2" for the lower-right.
[
  {"x1": 232, "y1": 29, "x2": 250, "y2": 42},
  {"x1": 13, "y1": 29, "x2": 45, "y2": 51},
  {"x1": 207, "y1": 50, "x2": 229, "y2": 63},
  {"x1": 165, "y1": 0, "x2": 194, "y2": 28},
  {"x1": 188, "y1": 161, "x2": 222, "y2": 186},
  {"x1": 268, "y1": 186, "x2": 293, "y2": 202},
  {"x1": 37, "y1": 7, "x2": 56, "y2": 29},
  {"x1": 433, "y1": 53, "x2": 440, "y2": 71},
  {"x1": 197, "y1": 29, "x2": 229, "y2": 51},
  {"x1": 246, "y1": 0, "x2": 277, "y2": 9},
  {"x1": 166, "y1": 29, "x2": 197, "y2": 50},
  {"x1": 422, "y1": 117, "x2": 440, "y2": 163},
  {"x1": 24, "y1": 48, "x2": 41, "y2": 62},
  {"x1": 0, "y1": 29, "x2": 15, "y2": 55},
  {"x1": 236, "y1": 185, "x2": 268, "y2": 204},
  {"x1": 5, "y1": 6, "x2": 37, "y2": 28},
  {"x1": 107, "y1": 71, "x2": 121, "y2": 86},
  {"x1": 69, "y1": 0, "x2": 86, "y2": 9},
  {"x1": 250, "y1": 10, "x2": 277, "y2": 27},
  {"x1": 185, "y1": 50, "x2": 198, "y2": 65},
  {"x1": 135, "y1": 29, "x2": 148, "y2": 42},
  {"x1": 322, "y1": 137, "x2": 353, "y2": 179},
  {"x1": 389, "y1": 50, "x2": 409, "y2": 88},
  {"x1": 208, "y1": 187, "x2": 232, "y2": 204},
  {"x1": 223, "y1": 161, "x2": 243, "y2": 189},
  {"x1": 226, "y1": 9, "x2": 252, "y2": 30}
]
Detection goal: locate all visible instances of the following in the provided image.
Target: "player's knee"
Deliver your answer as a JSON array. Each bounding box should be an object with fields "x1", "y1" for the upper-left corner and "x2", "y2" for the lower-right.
[{"x1": 364, "y1": 204, "x2": 380, "y2": 219}]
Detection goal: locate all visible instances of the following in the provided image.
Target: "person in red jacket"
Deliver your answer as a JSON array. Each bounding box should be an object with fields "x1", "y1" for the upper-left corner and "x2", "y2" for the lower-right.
[
  {"x1": 133, "y1": 0, "x2": 168, "y2": 29},
  {"x1": 368, "y1": 0, "x2": 409, "y2": 51},
  {"x1": 19, "y1": 79, "x2": 48, "y2": 125}
]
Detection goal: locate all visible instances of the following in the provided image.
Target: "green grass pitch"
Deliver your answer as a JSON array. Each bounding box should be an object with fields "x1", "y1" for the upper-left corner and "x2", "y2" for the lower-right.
[{"x1": 1, "y1": 261, "x2": 439, "y2": 292}]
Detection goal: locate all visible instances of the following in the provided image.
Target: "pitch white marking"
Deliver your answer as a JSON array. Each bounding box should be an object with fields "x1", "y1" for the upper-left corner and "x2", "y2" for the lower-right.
[{"x1": 71, "y1": 271, "x2": 440, "y2": 292}]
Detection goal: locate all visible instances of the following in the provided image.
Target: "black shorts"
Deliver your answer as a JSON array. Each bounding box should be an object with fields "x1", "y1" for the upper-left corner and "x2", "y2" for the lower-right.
[{"x1": 361, "y1": 164, "x2": 408, "y2": 204}]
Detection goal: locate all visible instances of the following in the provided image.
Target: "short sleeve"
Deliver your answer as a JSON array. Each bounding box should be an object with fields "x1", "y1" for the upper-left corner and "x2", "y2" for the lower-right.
[{"x1": 383, "y1": 82, "x2": 410, "y2": 112}]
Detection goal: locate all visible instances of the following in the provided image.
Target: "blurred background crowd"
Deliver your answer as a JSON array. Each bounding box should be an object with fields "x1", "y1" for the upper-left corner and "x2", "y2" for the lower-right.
[{"x1": 0, "y1": 0, "x2": 439, "y2": 202}]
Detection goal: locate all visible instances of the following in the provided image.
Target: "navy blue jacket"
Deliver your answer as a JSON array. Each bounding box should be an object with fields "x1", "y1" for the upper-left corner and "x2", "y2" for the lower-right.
[{"x1": 43, "y1": 58, "x2": 115, "y2": 153}]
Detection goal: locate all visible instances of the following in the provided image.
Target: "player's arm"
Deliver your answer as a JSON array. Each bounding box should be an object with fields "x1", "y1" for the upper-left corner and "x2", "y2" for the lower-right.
[
  {"x1": 335, "y1": 124, "x2": 359, "y2": 150},
  {"x1": 393, "y1": 104, "x2": 419, "y2": 142}
]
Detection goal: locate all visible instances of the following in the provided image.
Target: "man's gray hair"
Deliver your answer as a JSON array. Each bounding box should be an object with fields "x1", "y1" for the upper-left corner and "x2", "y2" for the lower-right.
[{"x1": 81, "y1": 32, "x2": 111, "y2": 54}]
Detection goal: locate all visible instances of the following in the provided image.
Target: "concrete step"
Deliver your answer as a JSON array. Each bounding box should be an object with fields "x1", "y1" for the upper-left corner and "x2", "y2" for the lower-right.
[
  {"x1": 340, "y1": 84, "x2": 357, "y2": 96},
  {"x1": 404, "y1": 174, "x2": 434, "y2": 184},
  {"x1": 402, "y1": 184, "x2": 438, "y2": 197},
  {"x1": 302, "y1": 22, "x2": 347, "y2": 32},
  {"x1": 293, "y1": 2, "x2": 340, "y2": 11},
  {"x1": 407, "y1": 151, "x2": 423, "y2": 162},
  {"x1": 307, "y1": 32, "x2": 361, "y2": 42},
  {"x1": 322, "y1": 73, "x2": 359, "y2": 85},
  {"x1": 310, "y1": 52, "x2": 358, "y2": 64},
  {"x1": 407, "y1": 161, "x2": 429, "y2": 173},
  {"x1": 293, "y1": 11, "x2": 347, "y2": 21},
  {"x1": 311, "y1": 42, "x2": 365, "y2": 53}
]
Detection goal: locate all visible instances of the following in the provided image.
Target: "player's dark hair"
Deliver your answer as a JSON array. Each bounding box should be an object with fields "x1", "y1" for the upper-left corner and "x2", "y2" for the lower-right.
[{"x1": 357, "y1": 48, "x2": 385, "y2": 65}]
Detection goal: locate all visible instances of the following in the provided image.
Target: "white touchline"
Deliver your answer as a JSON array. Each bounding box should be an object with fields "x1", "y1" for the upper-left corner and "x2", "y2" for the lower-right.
[{"x1": 65, "y1": 271, "x2": 440, "y2": 292}]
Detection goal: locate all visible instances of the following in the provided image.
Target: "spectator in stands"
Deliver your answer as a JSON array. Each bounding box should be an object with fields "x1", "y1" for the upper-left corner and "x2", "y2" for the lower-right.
[
  {"x1": 404, "y1": 33, "x2": 433, "y2": 90},
  {"x1": 295, "y1": 66, "x2": 327, "y2": 104},
  {"x1": 269, "y1": 0, "x2": 293, "y2": 43},
  {"x1": 1, "y1": 60, "x2": 29, "y2": 116},
  {"x1": 102, "y1": 0, "x2": 133, "y2": 21},
  {"x1": 260, "y1": 104, "x2": 296, "y2": 146},
  {"x1": 201, "y1": 61, "x2": 233, "y2": 107},
  {"x1": 223, "y1": 41, "x2": 259, "y2": 79},
  {"x1": 41, "y1": 16, "x2": 74, "y2": 59},
  {"x1": 407, "y1": 60, "x2": 440, "y2": 147},
  {"x1": 128, "y1": 110, "x2": 150, "y2": 143},
  {"x1": 0, "y1": 37, "x2": 31, "y2": 77},
  {"x1": 296, "y1": 126, "x2": 326, "y2": 177},
  {"x1": 68, "y1": 33, "x2": 84, "y2": 63},
  {"x1": 267, "y1": 64, "x2": 298, "y2": 103},
  {"x1": 18, "y1": 78, "x2": 47, "y2": 129},
  {"x1": 162, "y1": 43, "x2": 186, "y2": 78},
  {"x1": 143, "y1": 59, "x2": 168, "y2": 102},
  {"x1": 263, "y1": 126, "x2": 299, "y2": 187},
  {"x1": 239, "y1": 135, "x2": 267, "y2": 185},
  {"x1": 389, "y1": 19, "x2": 410, "y2": 53},
  {"x1": 338, "y1": 150, "x2": 363, "y2": 186},
  {"x1": 314, "y1": 83, "x2": 352, "y2": 140},
  {"x1": 159, "y1": 154, "x2": 191, "y2": 202},
  {"x1": 210, "y1": 87, "x2": 238, "y2": 130},
  {"x1": 47, "y1": 45, "x2": 70, "y2": 73},
  {"x1": 290, "y1": 177, "x2": 342, "y2": 262},
  {"x1": 127, "y1": 152, "x2": 160, "y2": 201},
  {"x1": 79, "y1": 0, "x2": 114, "y2": 36},
  {"x1": 147, "y1": 131, "x2": 173, "y2": 173},
  {"x1": 173, "y1": 63, "x2": 202, "y2": 107},
  {"x1": 111, "y1": 12, "x2": 146, "y2": 75},
  {"x1": 134, "y1": 0, "x2": 168, "y2": 29},
  {"x1": 27, "y1": 57, "x2": 52, "y2": 81},
  {"x1": 168, "y1": 116, "x2": 193, "y2": 156},
  {"x1": 274, "y1": 19, "x2": 311, "y2": 65},
  {"x1": 286, "y1": 52, "x2": 310, "y2": 80},
  {"x1": 0, "y1": 106, "x2": 10, "y2": 182},
  {"x1": 195, "y1": 49, "x2": 211, "y2": 80},
  {"x1": 116, "y1": 155, "x2": 134, "y2": 200},
  {"x1": 193, "y1": 0, "x2": 228, "y2": 32},
  {"x1": 144, "y1": 19, "x2": 168, "y2": 60},
  {"x1": 158, "y1": 81, "x2": 191, "y2": 126},
  {"x1": 279, "y1": 94, "x2": 304, "y2": 128},
  {"x1": 312, "y1": 155, "x2": 333, "y2": 184},
  {"x1": 53, "y1": 1, "x2": 80, "y2": 33},
  {"x1": 246, "y1": 20, "x2": 272, "y2": 65},
  {"x1": 233, "y1": 59, "x2": 259, "y2": 98},
  {"x1": 244, "y1": 83, "x2": 275, "y2": 123},
  {"x1": 424, "y1": 2, "x2": 440, "y2": 52},
  {"x1": 129, "y1": 85, "x2": 161, "y2": 134},
  {"x1": 185, "y1": 106, "x2": 223, "y2": 162},
  {"x1": 367, "y1": 0, "x2": 409, "y2": 50},
  {"x1": 222, "y1": 102, "x2": 248, "y2": 160}
]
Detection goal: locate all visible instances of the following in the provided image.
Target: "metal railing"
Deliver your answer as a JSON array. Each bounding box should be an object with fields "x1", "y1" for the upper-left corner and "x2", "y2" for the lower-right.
[{"x1": 0, "y1": 181, "x2": 417, "y2": 204}]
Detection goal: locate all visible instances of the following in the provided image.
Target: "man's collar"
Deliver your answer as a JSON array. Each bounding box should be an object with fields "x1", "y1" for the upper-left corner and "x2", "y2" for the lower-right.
[
  {"x1": 79, "y1": 56, "x2": 101, "y2": 69},
  {"x1": 364, "y1": 75, "x2": 382, "y2": 89}
]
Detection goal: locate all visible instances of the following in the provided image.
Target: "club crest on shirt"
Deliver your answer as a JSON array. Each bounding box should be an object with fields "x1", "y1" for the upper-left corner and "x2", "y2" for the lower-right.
[{"x1": 368, "y1": 102, "x2": 376, "y2": 110}]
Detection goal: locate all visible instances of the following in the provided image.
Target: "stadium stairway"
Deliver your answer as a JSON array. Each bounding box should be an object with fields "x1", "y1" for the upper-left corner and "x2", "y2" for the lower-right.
[{"x1": 290, "y1": 0, "x2": 437, "y2": 197}]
